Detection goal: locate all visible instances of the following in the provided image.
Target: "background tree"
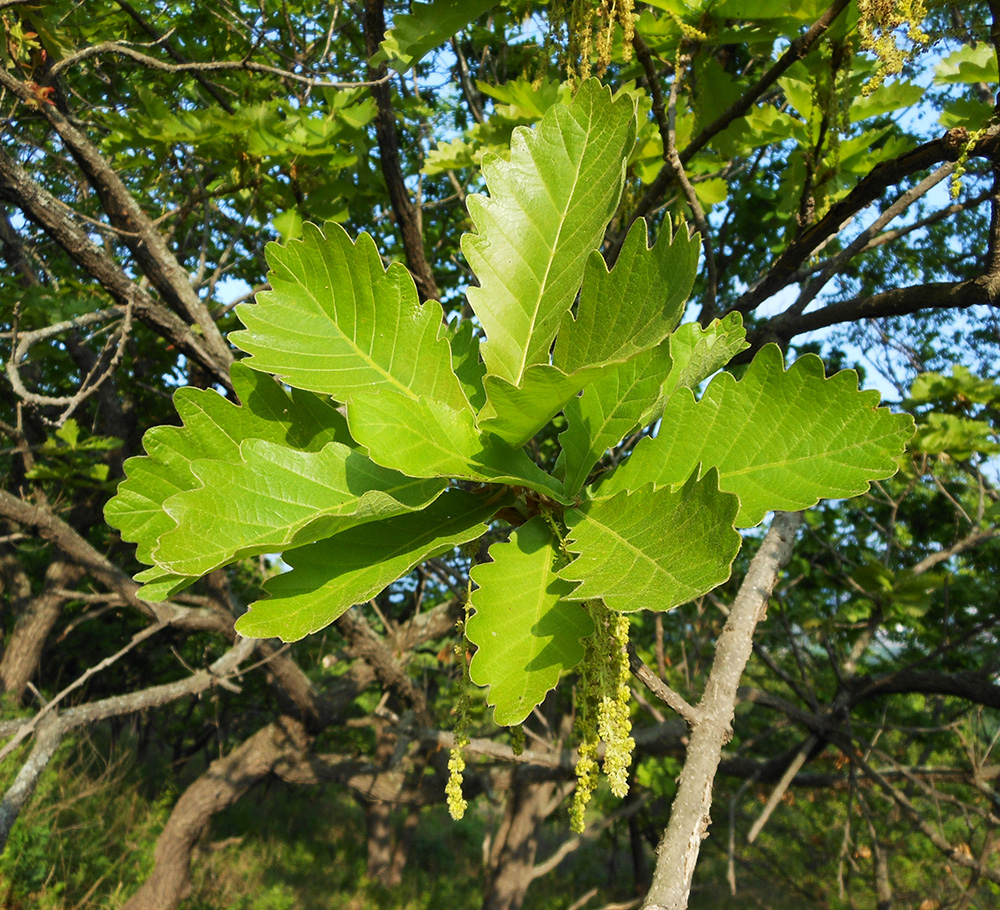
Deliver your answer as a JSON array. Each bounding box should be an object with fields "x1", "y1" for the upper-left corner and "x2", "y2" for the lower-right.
[{"x1": 0, "y1": 2, "x2": 997, "y2": 910}]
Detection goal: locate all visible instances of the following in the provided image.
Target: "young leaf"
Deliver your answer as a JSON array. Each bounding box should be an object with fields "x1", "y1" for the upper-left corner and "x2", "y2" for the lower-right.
[
  {"x1": 557, "y1": 344, "x2": 674, "y2": 496},
  {"x1": 467, "y1": 517, "x2": 594, "y2": 725},
  {"x1": 628, "y1": 312, "x2": 749, "y2": 431},
  {"x1": 104, "y1": 363, "x2": 350, "y2": 574},
  {"x1": 462, "y1": 80, "x2": 637, "y2": 386},
  {"x1": 477, "y1": 364, "x2": 603, "y2": 447},
  {"x1": 376, "y1": 0, "x2": 500, "y2": 71},
  {"x1": 151, "y1": 440, "x2": 446, "y2": 577},
  {"x1": 236, "y1": 489, "x2": 502, "y2": 641},
  {"x1": 598, "y1": 345, "x2": 915, "y2": 526},
  {"x1": 560, "y1": 472, "x2": 742, "y2": 612},
  {"x1": 553, "y1": 218, "x2": 700, "y2": 374},
  {"x1": 663, "y1": 312, "x2": 749, "y2": 399},
  {"x1": 231, "y1": 222, "x2": 468, "y2": 412},
  {"x1": 347, "y1": 389, "x2": 569, "y2": 502}
]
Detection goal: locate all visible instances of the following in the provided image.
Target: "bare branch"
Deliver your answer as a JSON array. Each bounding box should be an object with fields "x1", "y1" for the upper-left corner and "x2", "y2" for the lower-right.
[
  {"x1": 362, "y1": 0, "x2": 441, "y2": 302},
  {"x1": 45, "y1": 40, "x2": 391, "y2": 90},
  {"x1": 0, "y1": 147, "x2": 231, "y2": 386},
  {"x1": 642, "y1": 511, "x2": 802, "y2": 910},
  {"x1": 628, "y1": 643, "x2": 699, "y2": 725}
]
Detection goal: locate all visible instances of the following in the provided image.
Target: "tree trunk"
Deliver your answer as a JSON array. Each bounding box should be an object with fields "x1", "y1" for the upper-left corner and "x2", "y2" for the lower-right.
[
  {"x1": 0, "y1": 559, "x2": 83, "y2": 702},
  {"x1": 123, "y1": 717, "x2": 310, "y2": 910},
  {"x1": 483, "y1": 772, "x2": 560, "y2": 910}
]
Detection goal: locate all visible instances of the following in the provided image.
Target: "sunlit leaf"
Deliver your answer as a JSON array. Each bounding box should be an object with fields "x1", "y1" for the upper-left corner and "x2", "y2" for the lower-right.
[{"x1": 467, "y1": 517, "x2": 594, "y2": 725}]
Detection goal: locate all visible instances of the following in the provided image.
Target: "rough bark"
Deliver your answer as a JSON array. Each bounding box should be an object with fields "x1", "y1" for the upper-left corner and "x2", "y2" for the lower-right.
[
  {"x1": 0, "y1": 559, "x2": 83, "y2": 702},
  {"x1": 122, "y1": 717, "x2": 311, "y2": 910},
  {"x1": 641, "y1": 511, "x2": 803, "y2": 910},
  {"x1": 483, "y1": 773, "x2": 562, "y2": 910}
]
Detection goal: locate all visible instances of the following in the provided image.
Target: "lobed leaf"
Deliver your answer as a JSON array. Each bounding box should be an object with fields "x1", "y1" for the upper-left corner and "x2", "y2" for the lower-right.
[
  {"x1": 231, "y1": 222, "x2": 468, "y2": 411},
  {"x1": 553, "y1": 218, "x2": 700, "y2": 374},
  {"x1": 348, "y1": 389, "x2": 569, "y2": 502},
  {"x1": 104, "y1": 363, "x2": 351, "y2": 597},
  {"x1": 462, "y1": 80, "x2": 636, "y2": 386},
  {"x1": 662, "y1": 312, "x2": 749, "y2": 401},
  {"x1": 236, "y1": 489, "x2": 502, "y2": 641},
  {"x1": 467, "y1": 517, "x2": 594, "y2": 725},
  {"x1": 560, "y1": 471, "x2": 741, "y2": 612},
  {"x1": 152, "y1": 440, "x2": 446, "y2": 577},
  {"x1": 597, "y1": 344, "x2": 915, "y2": 526}
]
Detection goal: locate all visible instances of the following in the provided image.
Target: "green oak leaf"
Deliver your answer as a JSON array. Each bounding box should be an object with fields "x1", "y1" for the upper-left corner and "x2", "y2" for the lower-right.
[
  {"x1": 348, "y1": 389, "x2": 569, "y2": 502},
  {"x1": 236, "y1": 489, "x2": 503, "y2": 641},
  {"x1": 152, "y1": 440, "x2": 445, "y2": 577},
  {"x1": 663, "y1": 312, "x2": 749, "y2": 399},
  {"x1": 560, "y1": 471, "x2": 741, "y2": 612},
  {"x1": 477, "y1": 364, "x2": 603, "y2": 447},
  {"x1": 553, "y1": 217, "x2": 700, "y2": 373},
  {"x1": 231, "y1": 222, "x2": 468, "y2": 412},
  {"x1": 104, "y1": 363, "x2": 351, "y2": 596},
  {"x1": 448, "y1": 318, "x2": 488, "y2": 412},
  {"x1": 376, "y1": 0, "x2": 500, "y2": 71},
  {"x1": 467, "y1": 517, "x2": 594, "y2": 725},
  {"x1": 626, "y1": 312, "x2": 749, "y2": 432},
  {"x1": 597, "y1": 344, "x2": 915, "y2": 526},
  {"x1": 462, "y1": 79, "x2": 637, "y2": 385},
  {"x1": 557, "y1": 344, "x2": 674, "y2": 496}
]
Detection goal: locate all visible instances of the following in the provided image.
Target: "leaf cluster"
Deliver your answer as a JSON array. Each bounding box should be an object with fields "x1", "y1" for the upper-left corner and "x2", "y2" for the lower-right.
[{"x1": 106, "y1": 80, "x2": 913, "y2": 727}]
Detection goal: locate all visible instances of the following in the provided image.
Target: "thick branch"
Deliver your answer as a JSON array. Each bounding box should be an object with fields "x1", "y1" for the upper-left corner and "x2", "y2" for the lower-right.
[
  {"x1": 362, "y1": 0, "x2": 441, "y2": 302},
  {"x1": 123, "y1": 717, "x2": 311, "y2": 910},
  {"x1": 642, "y1": 511, "x2": 802, "y2": 910},
  {"x1": 762, "y1": 275, "x2": 1000, "y2": 343},
  {"x1": 737, "y1": 127, "x2": 1000, "y2": 315}
]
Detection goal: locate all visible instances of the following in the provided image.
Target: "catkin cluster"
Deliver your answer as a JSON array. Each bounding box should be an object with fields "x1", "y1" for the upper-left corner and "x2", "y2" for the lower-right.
[
  {"x1": 570, "y1": 601, "x2": 635, "y2": 833},
  {"x1": 447, "y1": 604, "x2": 473, "y2": 820},
  {"x1": 857, "y1": 0, "x2": 929, "y2": 94},
  {"x1": 550, "y1": 0, "x2": 636, "y2": 82}
]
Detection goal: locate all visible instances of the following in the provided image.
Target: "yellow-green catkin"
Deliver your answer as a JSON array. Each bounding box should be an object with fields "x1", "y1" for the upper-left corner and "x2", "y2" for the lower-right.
[
  {"x1": 950, "y1": 127, "x2": 986, "y2": 200},
  {"x1": 447, "y1": 597, "x2": 473, "y2": 820},
  {"x1": 551, "y1": 0, "x2": 637, "y2": 84},
  {"x1": 510, "y1": 723, "x2": 525, "y2": 756},
  {"x1": 570, "y1": 675, "x2": 600, "y2": 833},
  {"x1": 598, "y1": 610, "x2": 635, "y2": 798},
  {"x1": 569, "y1": 601, "x2": 636, "y2": 831},
  {"x1": 857, "y1": 0, "x2": 930, "y2": 95},
  {"x1": 446, "y1": 733, "x2": 469, "y2": 820}
]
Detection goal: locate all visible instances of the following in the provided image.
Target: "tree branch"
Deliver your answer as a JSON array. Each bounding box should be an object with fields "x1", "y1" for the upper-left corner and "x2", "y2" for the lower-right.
[
  {"x1": 642, "y1": 511, "x2": 802, "y2": 910},
  {"x1": 0, "y1": 148, "x2": 232, "y2": 387},
  {"x1": 761, "y1": 274, "x2": 1000, "y2": 343},
  {"x1": 0, "y1": 67, "x2": 234, "y2": 374},
  {"x1": 363, "y1": 0, "x2": 441, "y2": 302},
  {"x1": 736, "y1": 126, "x2": 1000, "y2": 315}
]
